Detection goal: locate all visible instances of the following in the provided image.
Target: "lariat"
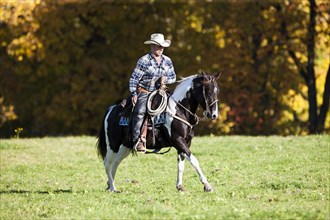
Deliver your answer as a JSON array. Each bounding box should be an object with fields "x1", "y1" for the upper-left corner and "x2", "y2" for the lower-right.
[{"x1": 147, "y1": 89, "x2": 168, "y2": 116}]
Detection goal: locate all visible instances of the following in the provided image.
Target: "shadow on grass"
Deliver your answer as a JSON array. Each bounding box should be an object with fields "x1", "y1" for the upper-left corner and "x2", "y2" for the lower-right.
[{"x1": 0, "y1": 189, "x2": 74, "y2": 194}]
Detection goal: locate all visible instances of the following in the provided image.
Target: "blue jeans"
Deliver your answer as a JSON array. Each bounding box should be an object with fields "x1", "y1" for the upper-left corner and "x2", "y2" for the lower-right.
[{"x1": 131, "y1": 92, "x2": 148, "y2": 143}]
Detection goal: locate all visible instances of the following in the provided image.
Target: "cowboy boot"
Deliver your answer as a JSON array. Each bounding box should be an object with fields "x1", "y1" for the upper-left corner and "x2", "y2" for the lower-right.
[
  {"x1": 136, "y1": 118, "x2": 148, "y2": 153},
  {"x1": 136, "y1": 139, "x2": 146, "y2": 153}
]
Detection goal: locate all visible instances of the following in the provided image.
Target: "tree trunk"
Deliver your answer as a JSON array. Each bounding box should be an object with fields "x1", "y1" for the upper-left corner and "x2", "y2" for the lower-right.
[
  {"x1": 307, "y1": 0, "x2": 318, "y2": 134},
  {"x1": 317, "y1": 64, "x2": 330, "y2": 132}
]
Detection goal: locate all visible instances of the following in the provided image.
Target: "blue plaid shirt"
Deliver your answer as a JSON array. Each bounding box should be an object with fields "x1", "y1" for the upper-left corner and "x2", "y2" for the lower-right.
[{"x1": 129, "y1": 53, "x2": 176, "y2": 96}]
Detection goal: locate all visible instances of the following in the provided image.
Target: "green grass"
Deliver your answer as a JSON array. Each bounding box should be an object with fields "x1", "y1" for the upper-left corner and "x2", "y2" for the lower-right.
[{"x1": 0, "y1": 135, "x2": 329, "y2": 219}]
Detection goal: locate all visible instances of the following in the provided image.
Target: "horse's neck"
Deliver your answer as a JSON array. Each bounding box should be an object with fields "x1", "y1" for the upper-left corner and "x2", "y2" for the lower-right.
[
  {"x1": 170, "y1": 80, "x2": 198, "y2": 117},
  {"x1": 177, "y1": 95, "x2": 198, "y2": 114}
]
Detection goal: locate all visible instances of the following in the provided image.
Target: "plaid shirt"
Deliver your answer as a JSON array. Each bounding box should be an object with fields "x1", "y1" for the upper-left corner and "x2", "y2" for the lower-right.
[{"x1": 129, "y1": 53, "x2": 176, "y2": 96}]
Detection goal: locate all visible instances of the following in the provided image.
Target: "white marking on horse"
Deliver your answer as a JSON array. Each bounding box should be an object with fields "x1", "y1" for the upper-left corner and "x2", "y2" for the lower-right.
[
  {"x1": 214, "y1": 103, "x2": 219, "y2": 119},
  {"x1": 104, "y1": 105, "x2": 115, "y2": 152},
  {"x1": 176, "y1": 155, "x2": 185, "y2": 190},
  {"x1": 104, "y1": 105, "x2": 131, "y2": 192},
  {"x1": 213, "y1": 87, "x2": 219, "y2": 119},
  {"x1": 165, "y1": 76, "x2": 197, "y2": 137},
  {"x1": 184, "y1": 153, "x2": 213, "y2": 192},
  {"x1": 104, "y1": 144, "x2": 130, "y2": 192},
  {"x1": 171, "y1": 75, "x2": 196, "y2": 102},
  {"x1": 104, "y1": 149, "x2": 116, "y2": 191}
]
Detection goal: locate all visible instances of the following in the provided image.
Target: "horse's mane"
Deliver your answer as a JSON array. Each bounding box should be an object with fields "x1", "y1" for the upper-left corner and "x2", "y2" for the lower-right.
[
  {"x1": 171, "y1": 75, "x2": 198, "y2": 100},
  {"x1": 176, "y1": 75, "x2": 198, "y2": 84}
]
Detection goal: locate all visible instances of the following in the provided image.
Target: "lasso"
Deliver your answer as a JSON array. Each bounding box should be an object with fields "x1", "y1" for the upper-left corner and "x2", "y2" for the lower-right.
[{"x1": 147, "y1": 89, "x2": 168, "y2": 116}]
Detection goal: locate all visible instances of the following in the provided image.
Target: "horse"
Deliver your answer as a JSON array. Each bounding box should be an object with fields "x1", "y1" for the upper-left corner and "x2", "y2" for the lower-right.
[{"x1": 97, "y1": 71, "x2": 220, "y2": 192}]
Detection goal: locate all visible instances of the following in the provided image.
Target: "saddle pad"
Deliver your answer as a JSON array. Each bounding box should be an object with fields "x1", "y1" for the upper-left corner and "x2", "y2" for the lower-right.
[{"x1": 119, "y1": 112, "x2": 166, "y2": 127}]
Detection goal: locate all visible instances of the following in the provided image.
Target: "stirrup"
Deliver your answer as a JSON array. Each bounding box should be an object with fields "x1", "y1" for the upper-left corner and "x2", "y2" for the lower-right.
[{"x1": 133, "y1": 138, "x2": 146, "y2": 153}]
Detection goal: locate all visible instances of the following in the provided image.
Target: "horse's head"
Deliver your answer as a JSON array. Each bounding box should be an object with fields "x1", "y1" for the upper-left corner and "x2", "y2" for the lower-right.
[{"x1": 193, "y1": 71, "x2": 221, "y2": 120}]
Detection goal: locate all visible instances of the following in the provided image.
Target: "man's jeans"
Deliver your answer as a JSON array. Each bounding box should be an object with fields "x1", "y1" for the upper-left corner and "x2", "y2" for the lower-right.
[{"x1": 131, "y1": 92, "x2": 148, "y2": 144}]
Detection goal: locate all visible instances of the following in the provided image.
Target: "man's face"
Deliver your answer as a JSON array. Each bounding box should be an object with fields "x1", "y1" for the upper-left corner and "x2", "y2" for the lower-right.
[{"x1": 151, "y1": 44, "x2": 164, "y2": 57}]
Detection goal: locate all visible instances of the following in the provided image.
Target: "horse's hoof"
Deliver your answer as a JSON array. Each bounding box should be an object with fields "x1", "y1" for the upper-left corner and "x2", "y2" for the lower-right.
[
  {"x1": 176, "y1": 185, "x2": 185, "y2": 192},
  {"x1": 105, "y1": 187, "x2": 121, "y2": 193},
  {"x1": 203, "y1": 183, "x2": 213, "y2": 192}
]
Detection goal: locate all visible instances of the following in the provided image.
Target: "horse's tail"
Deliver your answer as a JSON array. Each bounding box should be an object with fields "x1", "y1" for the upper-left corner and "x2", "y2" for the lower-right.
[{"x1": 97, "y1": 110, "x2": 108, "y2": 159}]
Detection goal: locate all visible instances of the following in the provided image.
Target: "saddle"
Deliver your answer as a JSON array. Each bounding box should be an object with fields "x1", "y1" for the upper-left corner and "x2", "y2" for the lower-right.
[
  {"x1": 118, "y1": 90, "x2": 170, "y2": 127},
  {"x1": 119, "y1": 98, "x2": 133, "y2": 118},
  {"x1": 119, "y1": 76, "x2": 171, "y2": 119},
  {"x1": 118, "y1": 89, "x2": 171, "y2": 148}
]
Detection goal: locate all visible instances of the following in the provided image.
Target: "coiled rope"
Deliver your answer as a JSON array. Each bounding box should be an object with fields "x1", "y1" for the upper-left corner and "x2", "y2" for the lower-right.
[{"x1": 147, "y1": 89, "x2": 168, "y2": 116}]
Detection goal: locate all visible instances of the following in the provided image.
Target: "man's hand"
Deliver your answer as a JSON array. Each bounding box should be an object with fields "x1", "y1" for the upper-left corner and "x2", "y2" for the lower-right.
[
  {"x1": 131, "y1": 95, "x2": 137, "y2": 106},
  {"x1": 160, "y1": 84, "x2": 167, "y2": 90},
  {"x1": 160, "y1": 76, "x2": 167, "y2": 90},
  {"x1": 160, "y1": 76, "x2": 166, "y2": 85}
]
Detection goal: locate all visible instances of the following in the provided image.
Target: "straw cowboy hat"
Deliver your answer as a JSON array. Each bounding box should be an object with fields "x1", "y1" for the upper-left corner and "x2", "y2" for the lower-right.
[{"x1": 144, "y1": 33, "x2": 171, "y2": 47}]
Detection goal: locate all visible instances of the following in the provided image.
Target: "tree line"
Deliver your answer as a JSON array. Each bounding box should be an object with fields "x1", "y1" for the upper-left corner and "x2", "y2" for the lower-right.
[{"x1": 0, "y1": 0, "x2": 329, "y2": 137}]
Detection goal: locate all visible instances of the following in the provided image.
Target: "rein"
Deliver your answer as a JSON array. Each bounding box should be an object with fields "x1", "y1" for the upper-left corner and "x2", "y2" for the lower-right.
[
  {"x1": 168, "y1": 97, "x2": 200, "y2": 129},
  {"x1": 170, "y1": 97, "x2": 198, "y2": 120},
  {"x1": 146, "y1": 77, "x2": 219, "y2": 130},
  {"x1": 146, "y1": 89, "x2": 199, "y2": 129}
]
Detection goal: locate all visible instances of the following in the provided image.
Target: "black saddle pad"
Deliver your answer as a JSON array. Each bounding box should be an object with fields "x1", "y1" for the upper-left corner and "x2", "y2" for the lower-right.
[{"x1": 119, "y1": 112, "x2": 166, "y2": 127}]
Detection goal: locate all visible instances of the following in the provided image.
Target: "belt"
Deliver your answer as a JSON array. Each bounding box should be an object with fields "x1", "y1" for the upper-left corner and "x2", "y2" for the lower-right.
[{"x1": 137, "y1": 86, "x2": 150, "y2": 94}]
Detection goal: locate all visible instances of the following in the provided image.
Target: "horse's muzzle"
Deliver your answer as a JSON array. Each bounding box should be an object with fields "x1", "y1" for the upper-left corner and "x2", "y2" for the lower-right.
[
  {"x1": 211, "y1": 113, "x2": 218, "y2": 120},
  {"x1": 203, "y1": 111, "x2": 218, "y2": 120}
]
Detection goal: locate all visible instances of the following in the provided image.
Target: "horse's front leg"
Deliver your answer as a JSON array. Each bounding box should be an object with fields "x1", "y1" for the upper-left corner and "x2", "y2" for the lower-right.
[
  {"x1": 184, "y1": 153, "x2": 213, "y2": 192},
  {"x1": 176, "y1": 154, "x2": 185, "y2": 191}
]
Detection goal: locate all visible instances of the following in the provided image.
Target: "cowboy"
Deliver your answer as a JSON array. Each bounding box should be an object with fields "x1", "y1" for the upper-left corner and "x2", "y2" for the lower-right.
[{"x1": 129, "y1": 33, "x2": 176, "y2": 153}]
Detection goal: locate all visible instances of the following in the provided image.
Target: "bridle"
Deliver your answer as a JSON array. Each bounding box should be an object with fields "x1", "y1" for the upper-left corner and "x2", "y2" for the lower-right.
[
  {"x1": 201, "y1": 80, "x2": 219, "y2": 117},
  {"x1": 167, "y1": 78, "x2": 219, "y2": 128}
]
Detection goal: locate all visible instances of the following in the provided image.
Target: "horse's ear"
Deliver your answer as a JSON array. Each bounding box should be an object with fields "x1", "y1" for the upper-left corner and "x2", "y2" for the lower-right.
[{"x1": 213, "y1": 72, "x2": 221, "y2": 80}]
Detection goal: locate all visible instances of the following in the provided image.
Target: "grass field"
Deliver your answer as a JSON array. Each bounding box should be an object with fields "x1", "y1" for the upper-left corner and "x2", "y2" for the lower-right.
[{"x1": 0, "y1": 135, "x2": 329, "y2": 219}]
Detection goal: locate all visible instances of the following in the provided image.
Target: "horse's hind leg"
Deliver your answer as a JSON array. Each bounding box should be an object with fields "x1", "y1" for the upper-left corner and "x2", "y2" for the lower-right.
[
  {"x1": 111, "y1": 145, "x2": 130, "y2": 181},
  {"x1": 104, "y1": 145, "x2": 130, "y2": 192},
  {"x1": 105, "y1": 145, "x2": 130, "y2": 192},
  {"x1": 104, "y1": 149, "x2": 117, "y2": 192}
]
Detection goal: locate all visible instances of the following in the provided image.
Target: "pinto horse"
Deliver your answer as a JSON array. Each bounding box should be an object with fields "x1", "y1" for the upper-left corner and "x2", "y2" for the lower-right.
[{"x1": 97, "y1": 71, "x2": 220, "y2": 192}]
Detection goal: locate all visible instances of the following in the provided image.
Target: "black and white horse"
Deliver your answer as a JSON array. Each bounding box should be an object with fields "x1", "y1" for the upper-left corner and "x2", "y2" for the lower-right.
[{"x1": 97, "y1": 71, "x2": 220, "y2": 192}]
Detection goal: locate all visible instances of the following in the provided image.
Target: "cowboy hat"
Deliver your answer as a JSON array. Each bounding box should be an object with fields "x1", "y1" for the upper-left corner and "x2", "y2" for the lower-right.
[{"x1": 144, "y1": 33, "x2": 171, "y2": 47}]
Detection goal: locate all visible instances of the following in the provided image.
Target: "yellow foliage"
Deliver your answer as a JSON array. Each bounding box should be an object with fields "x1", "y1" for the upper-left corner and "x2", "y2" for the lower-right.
[
  {"x1": 261, "y1": 38, "x2": 268, "y2": 47},
  {"x1": 215, "y1": 25, "x2": 226, "y2": 48},
  {"x1": 0, "y1": 97, "x2": 17, "y2": 127},
  {"x1": 0, "y1": 1, "x2": 37, "y2": 25},
  {"x1": 295, "y1": 51, "x2": 307, "y2": 63},
  {"x1": 203, "y1": 103, "x2": 235, "y2": 135},
  {"x1": 0, "y1": 0, "x2": 329, "y2": 136},
  {"x1": 315, "y1": 49, "x2": 330, "y2": 129},
  {"x1": 187, "y1": 14, "x2": 203, "y2": 32},
  {"x1": 7, "y1": 33, "x2": 43, "y2": 61},
  {"x1": 1, "y1": 1, "x2": 43, "y2": 61},
  {"x1": 278, "y1": 86, "x2": 309, "y2": 128}
]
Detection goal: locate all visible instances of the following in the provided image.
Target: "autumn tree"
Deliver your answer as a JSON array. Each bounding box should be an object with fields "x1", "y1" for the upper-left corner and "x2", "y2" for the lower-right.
[
  {"x1": 275, "y1": 0, "x2": 329, "y2": 133},
  {"x1": 0, "y1": 0, "x2": 328, "y2": 137}
]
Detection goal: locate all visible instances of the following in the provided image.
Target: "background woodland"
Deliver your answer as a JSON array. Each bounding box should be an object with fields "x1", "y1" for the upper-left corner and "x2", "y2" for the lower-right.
[{"x1": 0, "y1": 0, "x2": 329, "y2": 137}]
